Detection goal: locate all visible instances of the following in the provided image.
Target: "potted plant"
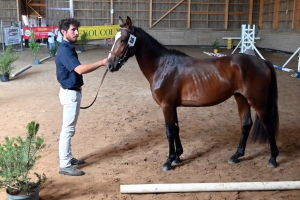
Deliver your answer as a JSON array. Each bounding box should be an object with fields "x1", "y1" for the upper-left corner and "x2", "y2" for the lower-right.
[
  {"x1": 28, "y1": 28, "x2": 40, "y2": 65},
  {"x1": 0, "y1": 121, "x2": 46, "y2": 200},
  {"x1": 79, "y1": 31, "x2": 88, "y2": 52},
  {"x1": 212, "y1": 38, "x2": 220, "y2": 53},
  {"x1": 0, "y1": 45, "x2": 19, "y2": 82},
  {"x1": 49, "y1": 41, "x2": 59, "y2": 57}
]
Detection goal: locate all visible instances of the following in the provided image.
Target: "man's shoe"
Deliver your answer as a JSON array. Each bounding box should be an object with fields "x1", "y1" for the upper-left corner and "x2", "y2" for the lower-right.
[
  {"x1": 59, "y1": 166, "x2": 85, "y2": 176},
  {"x1": 70, "y1": 157, "x2": 85, "y2": 165}
]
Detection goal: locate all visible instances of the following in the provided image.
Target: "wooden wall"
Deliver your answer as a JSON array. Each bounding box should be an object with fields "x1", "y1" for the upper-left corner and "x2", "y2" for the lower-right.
[
  {"x1": 44, "y1": 0, "x2": 300, "y2": 31},
  {"x1": 1, "y1": 0, "x2": 300, "y2": 52},
  {"x1": 65, "y1": 0, "x2": 299, "y2": 31},
  {"x1": 0, "y1": 0, "x2": 19, "y2": 26},
  {"x1": 1, "y1": 0, "x2": 299, "y2": 30}
]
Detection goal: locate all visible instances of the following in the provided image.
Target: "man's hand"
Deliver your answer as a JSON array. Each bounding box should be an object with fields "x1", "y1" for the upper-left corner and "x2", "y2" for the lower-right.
[{"x1": 101, "y1": 58, "x2": 108, "y2": 66}]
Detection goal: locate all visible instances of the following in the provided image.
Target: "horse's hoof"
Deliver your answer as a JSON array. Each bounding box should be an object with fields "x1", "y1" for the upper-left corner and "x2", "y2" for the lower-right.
[
  {"x1": 228, "y1": 157, "x2": 239, "y2": 164},
  {"x1": 267, "y1": 158, "x2": 278, "y2": 168},
  {"x1": 162, "y1": 160, "x2": 172, "y2": 171},
  {"x1": 162, "y1": 165, "x2": 172, "y2": 171},
  {"x1": 172, "y1": 158, "x2": 182, "y2": 165}
]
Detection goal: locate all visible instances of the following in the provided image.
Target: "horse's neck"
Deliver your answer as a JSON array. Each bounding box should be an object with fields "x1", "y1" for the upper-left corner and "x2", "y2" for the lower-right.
[{"x1": 134, "y1": 29, "x2": 165, "y2": 83}]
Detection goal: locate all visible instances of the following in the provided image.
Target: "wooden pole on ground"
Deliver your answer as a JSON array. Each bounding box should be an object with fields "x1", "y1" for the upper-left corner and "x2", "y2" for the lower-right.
[{"x1": 120, "y1": 181, "x2": 300, "y2": 194}]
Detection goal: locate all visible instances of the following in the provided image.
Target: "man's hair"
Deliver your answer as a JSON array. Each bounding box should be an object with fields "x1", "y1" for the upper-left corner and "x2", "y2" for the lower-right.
[{"x1": 58, "y1": 18, "x2": 80, "y2": 32}]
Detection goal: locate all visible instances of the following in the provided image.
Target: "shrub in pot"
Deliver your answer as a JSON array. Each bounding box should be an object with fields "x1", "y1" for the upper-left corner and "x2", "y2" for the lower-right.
[
  {"x1": 0, "y1": 45, "x2": 19, "y2": 82},
  {"x1": 212, "y1": 38, "x2": 220, "y2": 53},
  {"x1": 28, "y1": 28, "x2": 40, "y2": 65},
  {"x1": 0, "y1": 121, "x2": 46, "y2": 200},
  {"x1": 49, "y1": 41, "x2": 59, "y2": 57},
  {"x1": 79, "y1": 31, "x2": 88, "y2": 52}
]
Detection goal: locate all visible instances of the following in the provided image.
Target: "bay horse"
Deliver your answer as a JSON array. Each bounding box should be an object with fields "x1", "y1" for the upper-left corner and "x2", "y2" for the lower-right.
[{"x1": 107, "y1": 16, "x2": 279, "y2": 171}]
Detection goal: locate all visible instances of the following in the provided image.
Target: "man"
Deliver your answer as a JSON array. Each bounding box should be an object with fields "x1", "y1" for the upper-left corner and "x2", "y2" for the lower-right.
[
  {"x1": 48, "y1": 28, "x2": 55, "y2": 50},
  {"x1": 55, "y1": 18, "x2": 108, "y2": 176},
  {"x1": 56, "y1": 29, "x2": 63, "y2": 46}
]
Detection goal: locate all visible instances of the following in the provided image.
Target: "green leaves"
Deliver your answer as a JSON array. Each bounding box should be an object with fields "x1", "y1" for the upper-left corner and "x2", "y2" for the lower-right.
[
  {"x1": 80, "y1": 31, "x2": 89, "y2": 47},
  {"x1": 49, "y1": 41, "x2": 59, "y2": 54},
  {"x1": 212, "y1": 38, "x2": 220, "y2": 50},
  {"x1": 0, "y1": 121, "x2": 46, "y2": 194},
  {"x1": 26, "y1": 121, "x2": 39, "y2": 137},
  {"x1": 28, "y1": 28, "x2": 40, "y2": 59},
  {"x1": 0, "y1": 45, "x2": 19, "y2": 75}
]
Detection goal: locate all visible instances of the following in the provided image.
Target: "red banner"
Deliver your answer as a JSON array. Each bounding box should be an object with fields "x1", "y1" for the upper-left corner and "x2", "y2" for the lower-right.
[{"x1": 22, "y1": 26, "x2": 59, "y2": 39}]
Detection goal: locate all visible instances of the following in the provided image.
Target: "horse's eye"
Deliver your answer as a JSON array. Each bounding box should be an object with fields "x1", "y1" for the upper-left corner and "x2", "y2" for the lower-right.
[{"x1": 121, "y1": 39, "x2": 126, "y2": 43}]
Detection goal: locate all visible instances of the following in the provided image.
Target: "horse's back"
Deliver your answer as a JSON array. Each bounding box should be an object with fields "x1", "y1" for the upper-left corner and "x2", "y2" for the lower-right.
[{"x1": 198, "y1": 54, "x2": 271, "y2": 88}]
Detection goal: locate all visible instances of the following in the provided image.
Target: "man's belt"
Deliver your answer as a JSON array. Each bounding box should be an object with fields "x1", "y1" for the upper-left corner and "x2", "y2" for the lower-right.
[{"x1": 62, "y1": 87, "x2": 82, "y2": 92}]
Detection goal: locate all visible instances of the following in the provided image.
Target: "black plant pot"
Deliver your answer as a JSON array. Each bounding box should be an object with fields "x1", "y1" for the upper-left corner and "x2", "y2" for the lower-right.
[
  {"x1": 0, "y1": 74, "x2": 10, "y2": 82},
  {"x1": 6, "y1": 187, "x2": 40, "y2": 200}
]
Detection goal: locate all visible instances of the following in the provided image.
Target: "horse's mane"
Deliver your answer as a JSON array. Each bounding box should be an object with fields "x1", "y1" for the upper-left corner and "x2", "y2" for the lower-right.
[{"x1": 135, "y1": 26, "x2": 190, "y2": 57}]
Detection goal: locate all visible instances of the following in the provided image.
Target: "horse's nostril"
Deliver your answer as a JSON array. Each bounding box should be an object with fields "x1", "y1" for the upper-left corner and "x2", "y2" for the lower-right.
[
  {"x1": 107, "y1": 64, "x2": 114, "y2": 72},
  {"x1": 107, "y1": 63, "x2": 112, "y2": 70}
]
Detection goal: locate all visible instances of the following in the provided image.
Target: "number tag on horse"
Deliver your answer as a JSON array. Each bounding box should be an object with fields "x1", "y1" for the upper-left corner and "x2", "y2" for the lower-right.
[{"x1": 128, "y1": 34, "x2": 136, "y2": 47}]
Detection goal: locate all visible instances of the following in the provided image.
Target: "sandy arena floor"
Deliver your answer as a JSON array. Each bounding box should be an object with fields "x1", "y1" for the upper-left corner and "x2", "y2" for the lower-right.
[{"x1": 1, "y1": 44, "x2": 300, "y2": 200}]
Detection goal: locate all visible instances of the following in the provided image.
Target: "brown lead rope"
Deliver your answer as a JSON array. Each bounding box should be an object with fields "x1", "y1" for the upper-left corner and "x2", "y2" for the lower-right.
[{"x1": 80, "y1": 69, "x2": 108, "y2": 109}]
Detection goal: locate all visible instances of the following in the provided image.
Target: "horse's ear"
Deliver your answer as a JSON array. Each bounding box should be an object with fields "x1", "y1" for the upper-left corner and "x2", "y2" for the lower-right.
[
  {"x1": 126, "y1": 16, "x2": 132, "y2": 29},
  {"x1": 118, "y1": 16, "x2": 125, "y2": 27}
]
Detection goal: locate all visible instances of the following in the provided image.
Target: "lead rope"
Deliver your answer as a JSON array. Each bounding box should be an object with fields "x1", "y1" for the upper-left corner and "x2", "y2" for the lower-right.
[{"x1": 80, "y1": 69, "x2": 108, "y2": 109}]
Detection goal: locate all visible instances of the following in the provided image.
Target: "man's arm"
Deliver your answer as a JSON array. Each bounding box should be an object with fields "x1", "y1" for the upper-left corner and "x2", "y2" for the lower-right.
[{"x1": 74, "y1": 58, "x2": 108, "y2": 74}]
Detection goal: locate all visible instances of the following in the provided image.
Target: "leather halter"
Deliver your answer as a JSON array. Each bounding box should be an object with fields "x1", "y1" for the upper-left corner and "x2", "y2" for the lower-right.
[{"x1": 109, "y1": 27, "x2": 135, "y2": 68}]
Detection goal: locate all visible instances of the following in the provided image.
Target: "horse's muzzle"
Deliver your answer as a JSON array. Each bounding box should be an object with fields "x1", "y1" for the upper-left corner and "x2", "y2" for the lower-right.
[{"x1": 106, "y1": 61, "x2": 122, "y2": 72}]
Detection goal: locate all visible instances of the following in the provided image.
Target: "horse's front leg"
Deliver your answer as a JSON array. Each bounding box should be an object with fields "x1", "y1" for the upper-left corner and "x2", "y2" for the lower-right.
[
  {"x1": 173, "y1": 120, "x2": 183, "y2": 165},
  {"x1": 162, "y1": 106, "x2": 183, "y2": 171}
]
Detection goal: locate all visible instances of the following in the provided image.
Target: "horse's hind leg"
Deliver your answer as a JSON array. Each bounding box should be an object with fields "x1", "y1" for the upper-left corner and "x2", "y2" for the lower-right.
[
  {"x1": 253, "y1": 110, "x2": 279, "y2": 167},
  {"x1": 266, "y1": 125, "x2": 279, "y2": 167},
  {"x1": 228, "y1": 94, "x2": 253, "y2": 164}
]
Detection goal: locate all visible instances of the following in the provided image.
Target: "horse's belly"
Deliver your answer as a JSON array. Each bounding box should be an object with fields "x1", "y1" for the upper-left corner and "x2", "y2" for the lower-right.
[
  {"x1": 181, "y1": 100, "x2": 205, "y2": 107},
  {"x1": 181, "y1": 98, "x2": 229, "y2": 107},
  {"x1": 181, "y1": 88, "x2": 235, "y2": 107}
]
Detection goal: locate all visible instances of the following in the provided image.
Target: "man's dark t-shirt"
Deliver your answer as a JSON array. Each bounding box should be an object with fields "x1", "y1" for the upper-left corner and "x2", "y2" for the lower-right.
[{"x1": 55, "y1": 40, "x2": 82, "y2": 90}]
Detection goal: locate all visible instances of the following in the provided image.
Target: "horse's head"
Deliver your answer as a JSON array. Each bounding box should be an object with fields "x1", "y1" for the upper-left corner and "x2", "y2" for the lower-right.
[{"x1": 106, "y1": 16, "x2": 136, "y2": 72}]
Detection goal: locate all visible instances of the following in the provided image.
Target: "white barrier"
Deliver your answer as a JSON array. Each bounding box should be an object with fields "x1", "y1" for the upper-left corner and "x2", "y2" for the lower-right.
[
  {"x1": 274, "y1": 66, "x2": 300, "y2": 78},
  {"x1": 274, "y1": 65, "x2": 295, "y2": 72},
  {"x1": 10, "y1": 55, "x2": 53, "y2": 78},
  {"x1": 11, "y1": 64, "x2": 32, "y2": 77},
  {"x1": 222, "y1": 25, "x2": 264, "y2": 60},
  {"x1": 233, "y1": 25, "x2": 265, "y2": 60},
  {"x1": 282, "y1": 47, "x2": 300, "y2": 73},
  {"x1": 39, "y1": 55, "x2": 51, "y2": 63},
  {"x1": 273, "y1": 47, "x2": 300, "y2": 78},
  {"x1": 120, "y1": 181, "x2": 300, "y2": 193}
]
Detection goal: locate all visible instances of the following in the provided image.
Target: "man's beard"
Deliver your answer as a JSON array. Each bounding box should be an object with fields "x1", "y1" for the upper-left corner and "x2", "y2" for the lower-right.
[{"x1": 66, "y1": 35, "x2": 77, "y2": 44}]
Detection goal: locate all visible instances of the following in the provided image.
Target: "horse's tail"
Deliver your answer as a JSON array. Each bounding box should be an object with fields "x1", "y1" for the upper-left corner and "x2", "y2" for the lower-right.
[{"x1": 252, "y1": 60, "x2": 279, "y2": 143}]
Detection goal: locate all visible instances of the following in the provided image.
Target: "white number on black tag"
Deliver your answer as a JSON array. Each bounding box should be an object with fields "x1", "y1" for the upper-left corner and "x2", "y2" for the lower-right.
[{"x1": 128, "y1": 34, "x2": 136, "y2": 47}]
